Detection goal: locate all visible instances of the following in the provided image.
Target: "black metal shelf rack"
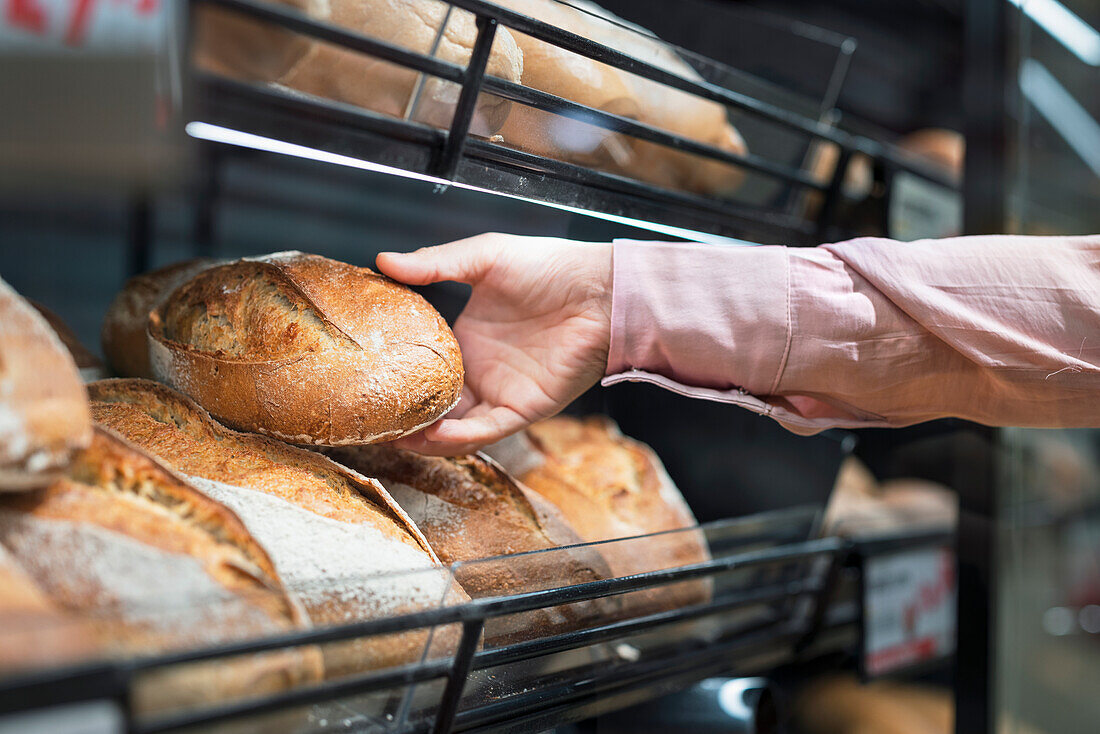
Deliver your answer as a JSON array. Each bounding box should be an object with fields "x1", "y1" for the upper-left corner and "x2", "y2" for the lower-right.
[
  {"x1": 0, "y1": 510, "x2": 954, "y2": 734},
  {"x1": 184, "y1": 0, "x2": 959, "y2": 245}
]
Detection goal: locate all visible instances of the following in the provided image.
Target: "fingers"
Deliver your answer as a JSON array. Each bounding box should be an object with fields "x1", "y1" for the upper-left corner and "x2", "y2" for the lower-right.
[
  {"x1": 376, "y1": 234, "x2": 504, "y2": 286},
  {"x1": 390, "y1": 406, "x2": 530, "y2": 457}
]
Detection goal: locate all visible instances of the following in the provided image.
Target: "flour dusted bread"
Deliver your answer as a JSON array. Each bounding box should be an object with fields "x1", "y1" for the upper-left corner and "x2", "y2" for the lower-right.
[
  {"x1": 495, "y1": 0, "x2": 746, "y2": 196},
  {"x1": 101, "y1": 258, "x2": 218, "y2": 379},
  {"x1": 328, "y1": 444, "x2": 616, "y2": 642},
  {"x1": 196, "y1": 0, "x2": 523, "y2": 137},
  {"x1": 0, "y1": 278, "x2": 91, "y2": 490},
  {"x1": 89, "y1": 378, "x2": 464, "y2": 677},
  {"x1": 148, "y1": 251, "x2": 463, "y2": 445},
  {"x1": 487, "y1": 415, "x2": 709, "y2": 613},
  {"x1": 0, "y1": 426, "x2": 321, "y2": 712}
]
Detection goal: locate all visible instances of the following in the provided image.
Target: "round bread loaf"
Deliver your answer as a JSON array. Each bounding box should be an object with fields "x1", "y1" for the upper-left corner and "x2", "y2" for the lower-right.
[
  {"x1": 0, "y1": 278, "x2": 91, "y2": 490},
  {"x1": 327, "y1": 444, "x2": 618, "y2": 644},
  {"x1": 148, "y1": 251, "x2": 464, "y2": 445},
  {"x1": 100, "y1": 258, "x2": 218, "y2": 379}
]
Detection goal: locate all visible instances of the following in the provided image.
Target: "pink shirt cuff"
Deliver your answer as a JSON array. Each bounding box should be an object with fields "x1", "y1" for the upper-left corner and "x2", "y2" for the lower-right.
[{"x1": 605, "y1": 239, "x2": 792, "y2": 396}]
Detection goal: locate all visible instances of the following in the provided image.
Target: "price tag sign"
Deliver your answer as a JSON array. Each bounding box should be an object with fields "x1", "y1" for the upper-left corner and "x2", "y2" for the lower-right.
[
  {"x1": 863, "y1": 546, "x2": 955, "y2": 676},
  {"x1": 0, "y1": 0, "x2": 165, "y2": 51}
]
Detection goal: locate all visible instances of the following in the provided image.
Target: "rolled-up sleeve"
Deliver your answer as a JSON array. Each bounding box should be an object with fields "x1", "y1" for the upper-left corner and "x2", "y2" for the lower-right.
[{"x1": 602, "y1": 235, "x2": 1100, "y2": 434}]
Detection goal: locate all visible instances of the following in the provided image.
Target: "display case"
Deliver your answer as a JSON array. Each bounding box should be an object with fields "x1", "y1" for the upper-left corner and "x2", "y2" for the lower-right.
[{"x1": 0, "y1": 0, "x2": 991, "y2": 732}]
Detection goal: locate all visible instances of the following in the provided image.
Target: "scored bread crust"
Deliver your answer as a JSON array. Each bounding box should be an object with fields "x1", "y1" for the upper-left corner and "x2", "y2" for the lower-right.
[
  {"x1": 88, "y1": 378, "x2": 466, "y2": 676},
  {"x1": 100, "y1": 258, "x2": 219, "y2": 379},
  {"x1": 0, "y1": 426, "x2": 323, "y2": 712},
  {"x1": 0, "y1": 278, "x2": 91, "y2": 490},
  {"x1": 328, "y1": 445, "x2": 617, "y2": 643},
  {"x1": 148, "y1": 252, "x2": 464, "y2": 445}
]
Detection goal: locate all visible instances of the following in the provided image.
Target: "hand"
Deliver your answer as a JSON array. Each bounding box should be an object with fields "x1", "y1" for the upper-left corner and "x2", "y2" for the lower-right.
[{"x1": 376, "y1": 233, "x2": 612, "y2": 455}]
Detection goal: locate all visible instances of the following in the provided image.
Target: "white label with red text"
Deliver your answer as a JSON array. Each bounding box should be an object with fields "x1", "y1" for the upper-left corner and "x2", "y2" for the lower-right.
[
  {"x1": 864, "y1": 547, "x2": 955, "y2": 675},
  {"x1": 0, "y1": 0, "x2": 165, "y2": 52}
]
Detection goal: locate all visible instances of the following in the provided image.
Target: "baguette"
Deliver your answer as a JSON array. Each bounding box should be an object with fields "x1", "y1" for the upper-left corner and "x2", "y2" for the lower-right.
[
  {"x1": 100, "y1": 258, "x2": 219, "y2": 379},
  {"x1": 148, "y1": 251, "x2": 463, "y2": 445},
  {"x1": 328, "y1": 445, "x2": 617, "y2": 643},
  {"x1": 0, "y1": 426, "x2": 322, "y2": 713},
  {"x1": 486, "y1": 415, "x2": 709, "y2": 614},
  {"x1": 0, "y1": 278, "x2": 91, "y2": 489},
  {"x1": 89, "y1": 378, "x2": 465, "y2": 677},
  {"x1": 196, "y1": 0, "x2": 524, "y2": 137}
]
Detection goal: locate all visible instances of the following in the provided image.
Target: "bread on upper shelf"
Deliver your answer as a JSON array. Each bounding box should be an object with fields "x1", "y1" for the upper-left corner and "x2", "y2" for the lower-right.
[
  {"x1": 89, "y1": 378, "x2": 465, "y2": 677},
  {"x1": 0, "y1": 278, "x2": 91, "y2": 490},
  {"x1": 195, "y1": 0, "x2": 524, "y2": 137},
  {"x1": 0, "y1": 425, "x2": 322, "y2": 713},
  {"x1": 327, "y1": 444, "x2": 617, "y2": 643},
  {"x1": 101, "y1": 258, "x2": 219, "y2": 380},
  {"x1": 494, "y1": 0, "x2": 747, "y2": 196},
  {"x1": 147, "y1": 251, "x2": 463, "y2": 445},
  {"x1": 486, "y1": 415, "x2": 710, "y2": 613}
]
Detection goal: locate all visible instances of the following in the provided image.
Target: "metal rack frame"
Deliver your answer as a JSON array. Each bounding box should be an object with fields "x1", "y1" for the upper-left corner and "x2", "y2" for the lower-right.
[
  {"x1": 0, "y1": 516, "x2": 958, "y2": 734},
  {"x1": 185, "y1": 0, "x2": 959, "y2": 245}
]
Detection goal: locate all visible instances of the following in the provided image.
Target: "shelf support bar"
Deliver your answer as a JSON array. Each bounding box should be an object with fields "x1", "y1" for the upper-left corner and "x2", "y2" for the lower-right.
[
  {"x1": 432, "y1": 619, "x2": 484, "y2": 734},
  {"x1": 431, "y1": 16, "x2": 498, "y2": 182}
]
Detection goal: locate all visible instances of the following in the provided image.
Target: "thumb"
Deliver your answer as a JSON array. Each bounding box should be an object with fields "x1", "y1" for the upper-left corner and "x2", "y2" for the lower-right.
[{"x1": 376, "y1": 235, "x2": 499, "y2": 286}]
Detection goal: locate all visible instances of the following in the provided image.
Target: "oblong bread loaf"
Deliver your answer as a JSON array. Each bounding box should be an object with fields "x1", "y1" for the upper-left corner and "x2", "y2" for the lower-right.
[
  {"x1": 148, "y1": 251, "x2": 464, "y2": 445},
  {"x1": 0, "y1": 426, "x2": 323, "y2": 713},
  {"x1": 89, "y1": 378, "x2": 466, "y2": 677},
  {"x1": 495, "y1": 0, "x2": 746, "y2": 195},
  {"x1": 486, "y1": 415, "x2": 710, "y2": 615},
  {"x1": 0, "y1": 278, "x2": 91, "y2": 490},
  {"x1": 327, "y1": 444, "x2": 617, "y2": 643},
  {"x1": 100, "y1": 258, "x2": 219, "y2": 379},
  {"x1": 196, "y1": 0, "x2": 524, "y2": 137},
  {"x1": 30, "y1": 301, "x2": 108, "y2": 382}
]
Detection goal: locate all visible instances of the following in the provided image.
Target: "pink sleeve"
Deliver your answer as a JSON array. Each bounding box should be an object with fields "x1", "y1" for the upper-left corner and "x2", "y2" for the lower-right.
[{"x1": 602, "y1": 235, "x2": 1100, "y2": 435}]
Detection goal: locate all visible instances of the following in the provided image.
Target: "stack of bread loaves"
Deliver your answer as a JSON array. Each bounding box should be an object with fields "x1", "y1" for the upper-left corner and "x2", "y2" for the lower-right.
[
  {"x1": 2, "y1": 250, "x2": 709, "y2": 712},
  {"x1": 194, "y1": 0, "x2": 747, "y2": 198}
]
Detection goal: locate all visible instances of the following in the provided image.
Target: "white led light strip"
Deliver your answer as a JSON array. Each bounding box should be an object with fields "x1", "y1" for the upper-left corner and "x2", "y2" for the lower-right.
[
  {"x1": 1009, "y1": 0, "x2": 1100, "y2": 66},
  {"x1": 184, "y1": 121, "x2": 756, "y2": 246}
]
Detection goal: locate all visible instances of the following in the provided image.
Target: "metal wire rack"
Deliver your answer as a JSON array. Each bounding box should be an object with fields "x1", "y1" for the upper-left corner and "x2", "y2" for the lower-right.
[
  {"x1": 0, "y1": 509, "x2": 954, "y2": 734},
  {"x1": 183, "y1": 0, "x2": 960, "y2": 245}
]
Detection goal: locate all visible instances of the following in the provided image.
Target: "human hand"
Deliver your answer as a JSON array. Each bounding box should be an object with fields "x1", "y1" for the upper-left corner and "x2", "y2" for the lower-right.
[{"x1": 376, "y1": 233, "x2": 612, "y2": 455}]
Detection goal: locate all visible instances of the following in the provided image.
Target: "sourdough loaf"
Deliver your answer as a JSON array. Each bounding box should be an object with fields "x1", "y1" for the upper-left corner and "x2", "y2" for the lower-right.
[
  {"x1": 328, "y1": 444, "x2": 616, "y2": 642},
  {"x1": 0, "y1": 426, "x2": 322, "y2": 713},
  {"x1": 495, "y1": 0, "x2": 746, "y2": 196},
  {"x1": 196, "y1": 0, "x2": 523, "y2": 137},
  {"x1": 100, "y1": 258, "x2": 218, "y2": 379},
  {"x1": 148, "y1": 251, "x2": 463, "y2": 445},
  {"x1": 486, "y1": 415, "x2": 709, "y2": 613},
  {"x1": 89, "y1": 378, "x2": 464, "y2": 677},
  {"x1": 0, "y1": 278, "x2": 91, "y2": 489}
]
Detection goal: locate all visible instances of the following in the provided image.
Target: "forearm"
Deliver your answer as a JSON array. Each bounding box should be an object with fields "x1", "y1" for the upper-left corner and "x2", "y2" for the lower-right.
[{"x1": 603, "y1": 235, "x2": 1100, "y2": 434}]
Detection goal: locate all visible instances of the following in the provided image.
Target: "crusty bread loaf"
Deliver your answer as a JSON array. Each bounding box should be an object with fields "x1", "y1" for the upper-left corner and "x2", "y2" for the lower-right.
[
  {"x1": 148, "y1": 251, "x2": 463, "y2": 445},
  {"x1": 0, "y1": 278, "x2": 91, "y2": 490},
  {"x1": 328, "y1": 444, "x2": 617, "y2": 642},
  {"x1": 196, "y1": 0, "x2": 523, "y2": 137},
  {"x1": 30, "y1": 301, "x2": 108, "y2": 381},
  {"x1": 0, "y1": 543, "x2": 98, "y2": 673},
  {"x1": 0, "y1": 426, "x2": 322, "y2": 713},
  {"x1": 495, "y1": 0, "x2": 746, "y2": 196},
  {"x1": 486, "y1": 415, "x2": 709, "y2": 614},
  {"x1": 89, "y1": 378, "x2": 465, "y2": 677},
  {"x1": 100, "y1": 258, "x2": 218, "y2": 379}
]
